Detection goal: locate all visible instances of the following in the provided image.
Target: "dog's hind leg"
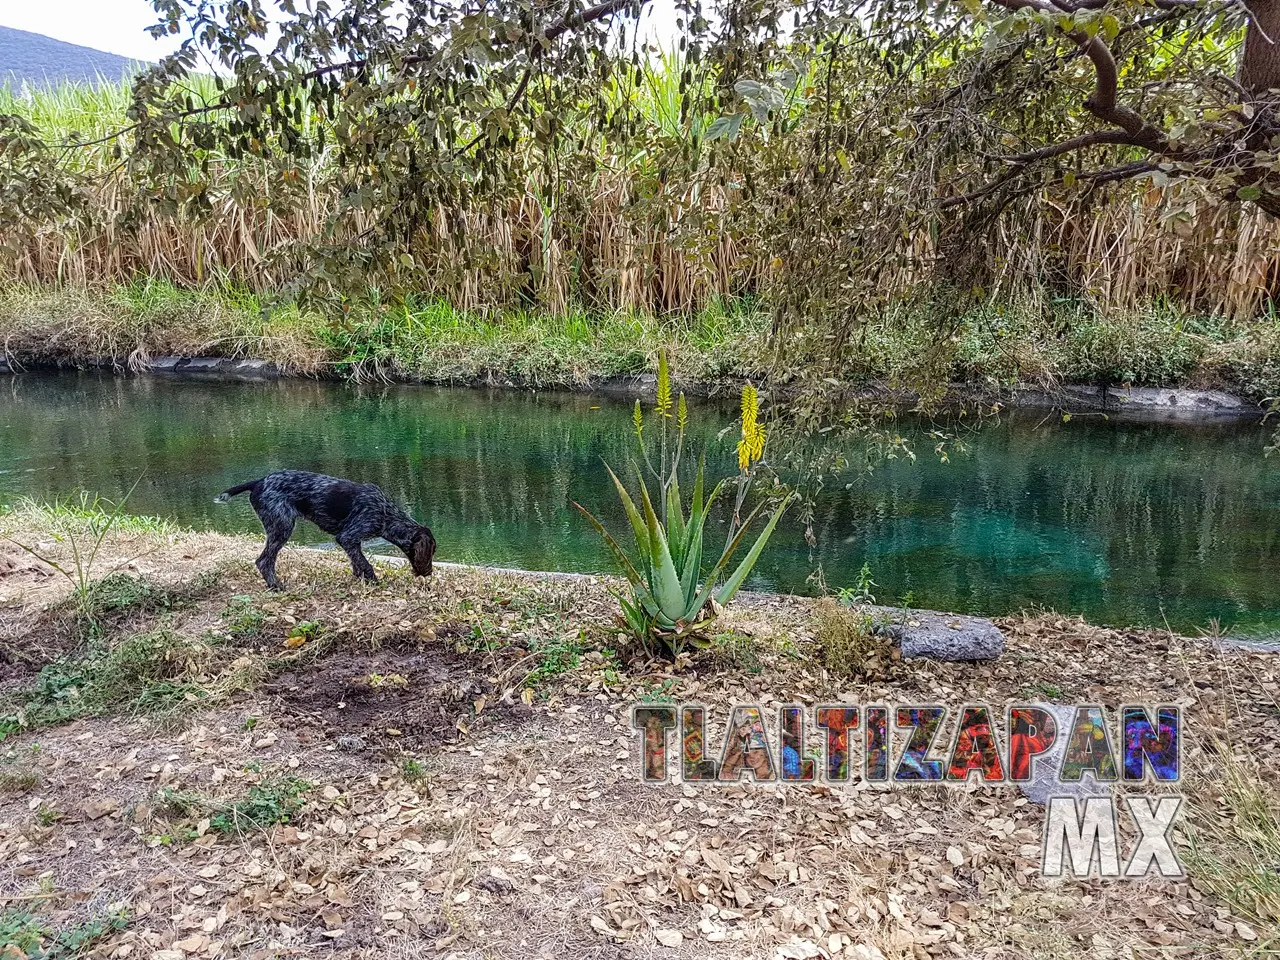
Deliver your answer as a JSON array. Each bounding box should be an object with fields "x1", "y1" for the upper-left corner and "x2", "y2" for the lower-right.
[{"x1": 337, "y1": 532, "x2": 378, "y2": 583}]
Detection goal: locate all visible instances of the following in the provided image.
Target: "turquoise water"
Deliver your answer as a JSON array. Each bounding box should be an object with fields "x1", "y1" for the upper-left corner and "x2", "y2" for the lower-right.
[{"x1": 2, "y1": 372, "x2": 1278, "y2": 635}]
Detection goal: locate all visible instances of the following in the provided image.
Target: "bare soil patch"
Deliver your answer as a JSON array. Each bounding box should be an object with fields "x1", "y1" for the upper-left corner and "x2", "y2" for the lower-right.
[{"x1": 266, "y1": 640, "x2": 527, "y2": 752}]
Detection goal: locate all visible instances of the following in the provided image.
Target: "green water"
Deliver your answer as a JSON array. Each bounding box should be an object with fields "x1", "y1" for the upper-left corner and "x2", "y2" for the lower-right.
[{"x1": 2, "y1": 372, "x2": 1278, "y2": 635}]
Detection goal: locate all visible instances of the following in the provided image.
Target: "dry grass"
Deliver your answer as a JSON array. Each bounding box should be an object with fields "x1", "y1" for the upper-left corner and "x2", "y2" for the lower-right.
[{"x1": 5, "y1": 80, "x2": 1280, "y2": 328}]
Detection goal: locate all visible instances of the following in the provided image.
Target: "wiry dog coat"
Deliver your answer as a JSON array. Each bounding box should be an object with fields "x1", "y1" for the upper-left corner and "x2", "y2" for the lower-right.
[{"x1": 216, "y1": 470, "x2": 436, "y2": 590}]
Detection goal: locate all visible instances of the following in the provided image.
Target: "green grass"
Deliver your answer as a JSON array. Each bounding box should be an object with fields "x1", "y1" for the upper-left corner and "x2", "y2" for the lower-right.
[
  {"x1": 5, "y1": 278, "x2": 1278, "y2": 396},
  {"x1": 10, "y1": 495, "x2": 175, "y2": 539},
  {"x1": 522, "y1": 631, "x2": 588, "y2": 690},
  {"x1": 1186, "y1": 749, "x2": 1280, "y2": 951},
  {"x1": 0, "y1": 279, "x2": 766, "y2": 385},
  {"x1": 0, "y1": 625, "x2": 217, "y2": 740},
  {"x1": 0, "y1": 907, "x2": 128, "y2": 959},
  {"x1": 161, "y1": 777, "x2": 311, "y2": 835},
  {"x1": 221, "y1": 595, "x2": 268, "y2": 641},
  {"x1": 400, "y1": 756, "x2": 428, "y2": 782}
]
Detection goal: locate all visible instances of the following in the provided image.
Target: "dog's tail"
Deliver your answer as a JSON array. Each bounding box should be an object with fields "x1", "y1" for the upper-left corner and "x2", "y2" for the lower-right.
[{"x1": 214, "y1": 479, "x2": 261, "y2": 504}]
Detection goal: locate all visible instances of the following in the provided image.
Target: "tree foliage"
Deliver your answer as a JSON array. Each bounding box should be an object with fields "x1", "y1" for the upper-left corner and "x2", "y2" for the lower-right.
[{"x1": 2, "y1": 0, "x2": 1279, "y2": 398}]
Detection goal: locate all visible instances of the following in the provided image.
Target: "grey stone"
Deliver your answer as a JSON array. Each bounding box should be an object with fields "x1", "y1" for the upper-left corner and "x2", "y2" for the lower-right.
[
  {"x1": 1018, "y1": 703, "x2": 1113, "y2": 805},
  {"x1": 335, "y1": 734, "x2": 367, "y2": 752},
  {"x1": 873, "y1": 607, "x2": 1005, "y2": 661},
  {"x1": 1058, "y1": 384, "x2": 1256, "y2": 419},
  {"x1": 146, "y1": 356, "x2": 280, "y2": 380}
]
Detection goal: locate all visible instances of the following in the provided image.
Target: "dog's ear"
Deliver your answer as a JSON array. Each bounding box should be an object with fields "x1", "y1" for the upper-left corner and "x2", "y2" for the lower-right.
[{"x1": 411, "y1": 527, "x2": 436, "y2": 575}]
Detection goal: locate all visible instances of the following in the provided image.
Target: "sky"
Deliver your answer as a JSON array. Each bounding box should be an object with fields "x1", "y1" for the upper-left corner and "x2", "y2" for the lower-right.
[{"x1": 0, "y1": 0, "x2": 683, "y2": 62}]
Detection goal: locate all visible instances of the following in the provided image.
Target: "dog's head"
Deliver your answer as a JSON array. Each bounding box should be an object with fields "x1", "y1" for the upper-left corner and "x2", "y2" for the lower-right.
[{"x1": 409, "y1": 527, "x2": 436, "y2": 577}]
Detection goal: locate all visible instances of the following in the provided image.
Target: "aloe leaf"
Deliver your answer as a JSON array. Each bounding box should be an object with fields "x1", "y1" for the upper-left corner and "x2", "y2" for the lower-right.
[
  {"x1": 665, "y1": 473, "x2": 685, "y2": 567},
  {"x1": 714, "y1": 495, "x2": 794, "y2": 606},
  {"x1": 684, "y1": 497, "x2": 775, "y2": 615},
  {"x1": 716, "y1": 499, "x2": 769, "y2": 568},
  {"x1": 683, "y1": 473, "x2": 725, "y2": 563},
  {"x1": 680, "y1": 522, "x2": 704, "y2": 606},
  {"x1": 636, "y1": 471, "x2": 687, "y2": 619},
  {"x1": 605, "y1": 463, "x2": 652, "y2": 584},
  {"x1": 572, "y1": 501, "x2": 643, "y2": 586}
]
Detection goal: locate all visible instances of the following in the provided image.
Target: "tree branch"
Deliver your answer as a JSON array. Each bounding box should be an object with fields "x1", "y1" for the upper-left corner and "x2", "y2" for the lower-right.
[
  {"x1": 987, "y1": 0, "x2": 1171, "y2": 150},
  {"x1": 296, "y1": 0, "x2": 648, "y2": 84},
  {"x1": 999, "y1": 128, "x2": 1147, "y2": 163}
]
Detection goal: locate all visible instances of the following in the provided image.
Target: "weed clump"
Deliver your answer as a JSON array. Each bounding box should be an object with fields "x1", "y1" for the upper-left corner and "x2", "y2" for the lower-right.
[
  {"x1": 0, "y1": 907, "x2": 128, "y2": 959},
  {"x1": 814, "y1": 598, "x2": 894, "y2": 680},
  {"x1": 161, "y1": 777, "x2": 312, "y2": 836},
  {"x1": 0, "y1": 627, "x2": 217, "y2": 739}
]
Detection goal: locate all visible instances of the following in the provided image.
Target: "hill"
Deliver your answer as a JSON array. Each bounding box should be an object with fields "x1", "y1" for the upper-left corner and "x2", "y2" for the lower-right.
[{"x1": 0, "y1": 24, "x2": 141, "y2": 87}]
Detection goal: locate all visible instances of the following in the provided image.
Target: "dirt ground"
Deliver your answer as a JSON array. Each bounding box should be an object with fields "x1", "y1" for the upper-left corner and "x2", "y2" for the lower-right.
[{"x1": 0, "y1": 518, "x2": 1276, "y2": 960}]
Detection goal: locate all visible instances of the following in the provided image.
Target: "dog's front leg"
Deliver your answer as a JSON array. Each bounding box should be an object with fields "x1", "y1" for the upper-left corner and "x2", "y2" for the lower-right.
[{"x1": 337, "y1": 533, "x2": 378, "y2": 583}]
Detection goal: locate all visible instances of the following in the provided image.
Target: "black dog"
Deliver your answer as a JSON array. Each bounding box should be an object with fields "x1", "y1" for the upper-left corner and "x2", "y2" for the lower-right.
[{"x1": 215, "y1": 470, "x2": 436, "y2": 590}]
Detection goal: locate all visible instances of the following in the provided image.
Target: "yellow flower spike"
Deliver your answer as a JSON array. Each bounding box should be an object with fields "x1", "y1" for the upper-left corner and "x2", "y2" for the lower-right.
[
  {"x1": 677, "y1": 392, "x2": 688, "y2": 433},
  {"x1": 738, "y1": 382, "x2": 760, "y2": 471},
  {"x1": 656, "y1": 349, "x2": 672, "y2": 417},
  {"x1": 750, "y1": 421, "x2": 766, "y2": 462},
  {"x1": 632, "y1": 399, "x2": 644, "y2": 441}
]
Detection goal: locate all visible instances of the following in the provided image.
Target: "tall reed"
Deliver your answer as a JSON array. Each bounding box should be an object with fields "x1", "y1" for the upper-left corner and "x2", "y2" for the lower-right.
[{"x1": 3, "y1": 67, "x2": 1279, "y2": 322}]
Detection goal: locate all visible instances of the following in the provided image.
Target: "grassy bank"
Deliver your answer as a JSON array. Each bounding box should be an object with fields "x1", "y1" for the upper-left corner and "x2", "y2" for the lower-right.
[
  {"x1": 0, "y1": 503, "x2": 1276, "y2": 957},
  {"x1": 3, "y1": 279, "x2": 1280, "y2": 398}
]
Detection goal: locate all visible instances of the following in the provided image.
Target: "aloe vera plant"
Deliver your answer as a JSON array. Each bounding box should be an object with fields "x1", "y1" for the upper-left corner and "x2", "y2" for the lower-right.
[{"x1": 574, "y1": 352, "x2": 792, "y2": 654}]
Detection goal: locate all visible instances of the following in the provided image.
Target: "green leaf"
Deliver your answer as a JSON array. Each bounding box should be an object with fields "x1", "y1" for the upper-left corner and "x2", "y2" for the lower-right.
[
  {"x1": 705, "y1": 113, "x2": 744, "y2": 141},
  {"x1": 605, "y1": 463, "x2": 652, "y2": 580},
  {"x1": 714, "y1": 494, "x2": 794, "y2": 606},
  {"x1": 1237, "y1": 184, "x2": 1263, "y2": 202},
  {"x1": 665, "y1": 473, "x2": 685, "y2": 567},
  {"x1": 637, "y1": 471, "x2": 686, "y2": 620}
]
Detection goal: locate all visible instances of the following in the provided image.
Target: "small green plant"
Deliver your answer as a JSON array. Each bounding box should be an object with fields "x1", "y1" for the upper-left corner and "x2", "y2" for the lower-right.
[
  {"x1": 35, "y1": 803, "x2": 61, "y2": 826},
  {"x1": 640, "y1": 678, "x2": 678, "y2": 703},
  {"x1": 4, "y1": 483, "x2": 156, "y2": 625},
  {"x1": 575, "y1": 352, "x2": 793, "y2": 656},
  {"x1": 0, "y1": 627, "x2": 214, "y2": 739},
  {"x1": 523, "y1": 631, "x2": 587, "y2": 690},
  {"x1": 0, "y1": 908, "x2": 45, "y2": 954},
  {"x1": 400, "y1": 756, "x2": 427, "y2": 782},
  {"x1": 162, "y1": 777, "x2": 311, "y2": 836},
  {"x1": 0, "y1": 907, "x2": 127, "y2": 958},
  {"x1": 223, "y1": 596, "x2": 268, "y2": 640},
  {"x1": 837, "y1": 562, "x2": 878, "y2": 607},
  {"x1": 0, "y1": 906, "x2": 129, "y2": 958},
  {"x1": 709, "y1": 630, "x2": 763, "y2": 673},
  {"x1": 287, "y1": 620, "x2": 323, "y2": 644}
]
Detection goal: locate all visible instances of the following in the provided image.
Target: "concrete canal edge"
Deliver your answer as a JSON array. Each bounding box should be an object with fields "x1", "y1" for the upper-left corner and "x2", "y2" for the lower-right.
[{"x1": 0, "y1": 353, "x2": 1268, "y2": 419}]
